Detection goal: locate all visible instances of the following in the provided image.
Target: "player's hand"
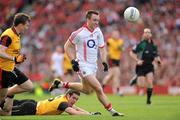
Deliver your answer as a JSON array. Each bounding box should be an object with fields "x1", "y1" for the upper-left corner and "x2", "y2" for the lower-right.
[
  {"x1": 90, "y1": 112, "x2": 101, "y2": 115},
  {"x1": 14, "y1": 54, "x2": 26, "y2": 64},
  {"x1": 102, "y1": 62, "x2": 108, "y2": 72},
  {"x1": 71, "y1": 59, "x2": 79, "y2": 72},
  {"x1": 137, "y1": 60, "x2": 143, "y2": 65}
]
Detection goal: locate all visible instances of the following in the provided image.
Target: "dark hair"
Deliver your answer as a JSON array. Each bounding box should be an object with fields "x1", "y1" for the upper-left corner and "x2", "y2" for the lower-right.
[
  {"x1": 66, "y1": 89, "x2": 80, "y2": 96},
  {"x1": 13, "y1": 13, "x2": 31, "y2": 26},
  {"x1": 86, "y1": 10, "x2": 99, "y2": 19}
]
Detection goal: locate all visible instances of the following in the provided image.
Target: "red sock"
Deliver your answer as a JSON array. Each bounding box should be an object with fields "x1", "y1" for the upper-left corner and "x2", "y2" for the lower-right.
[
  {"x1": 105, "y1": 103, "x2": 112, "y2": 111},
  {"x1": 63, "y1": 82, "x2": 69, "y2": 88}
]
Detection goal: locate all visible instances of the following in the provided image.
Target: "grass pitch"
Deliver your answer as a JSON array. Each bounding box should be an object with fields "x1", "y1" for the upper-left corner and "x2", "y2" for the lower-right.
[{"x1": 0, "y1": 93, "x2": 180, "y2": 120}]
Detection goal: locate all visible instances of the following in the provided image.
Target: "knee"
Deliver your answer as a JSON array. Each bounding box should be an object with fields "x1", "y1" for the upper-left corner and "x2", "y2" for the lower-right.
[
  {"x1": 138, "y1": 82, "x2": 144, "y2": 87},
  {"x1": 147, "y1": 79, "x2": 153, "y2": 85},
  {"x1": 26, "y1": 83, "x2": 34, "y2": 92}
]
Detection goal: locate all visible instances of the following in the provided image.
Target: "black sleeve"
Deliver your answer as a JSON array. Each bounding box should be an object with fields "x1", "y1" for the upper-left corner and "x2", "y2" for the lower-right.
[
  {"x1": 57, "y1": 102, "x2": 68, "y2": 111},
  {"x1": 0, "y1": 36, "x2": 12, "y2": 47},
  {"x1": 132, "y1": 44, "x2": 138, "y2": 53},
  {"x1": 154, "y1": 45, "x2": 159, "y2": 57}
]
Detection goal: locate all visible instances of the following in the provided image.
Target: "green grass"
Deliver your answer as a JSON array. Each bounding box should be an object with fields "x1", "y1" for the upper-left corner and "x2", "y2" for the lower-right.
[{"x1": 0, "y1": 93, "x2": 180, "y2": 120}]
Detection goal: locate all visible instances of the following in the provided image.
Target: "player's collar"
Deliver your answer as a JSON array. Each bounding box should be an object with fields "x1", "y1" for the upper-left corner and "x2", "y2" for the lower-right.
[
  {"x1": 83, "y1": 23, "x2": 95, "y2": 33},
  {"x1": 12, "y1": 27, "x2": 20, "y2": 36},
  {"x1": 143, "y1": 39, "x2": 153, "y2": 43}
]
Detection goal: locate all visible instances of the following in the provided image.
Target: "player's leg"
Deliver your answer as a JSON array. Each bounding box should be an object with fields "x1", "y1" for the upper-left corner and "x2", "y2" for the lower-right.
[
  {"x1": 112, "y1": 66, "x2": 121, "y2": 94},
  {"x1": 0, "y1": 69, "x2": 11, "y2": 106},
  {"x1": 145, "y1": 72, "x2": 154, "y2": 104},
  {"x1": 13, "y1": 99, "x2": 36, "y2": 106},
  {"x1": 0, "y1": 96, "x2": 14, "y2": 115},
  {"x1": 7, "y1": 68, "x2": 33, "y2": 96},
  {"x1": 64, "y1": 70, "x2": 74, "y2": 82},
  {"x1": 85, "y1": 75, "x2": 109, "y2": 105},
  {"x1": 0, "y1": 69, "x2": 16, "y2": 116},
  {"x1": 2, "y1": 81, "x2": 32, "y2": 114},
  {"x1": 84, "y1": 75, "x2": 124, "y2": 116},
  {"x1": 12, "y1": 100, "x2": 37, "y2": 115},
  {"x1": 129, "y1": 74, "x2": 138, "y2": 86},
  {"x1": 102, "y1": 68, "x2": 113, "y2": 87},
  {"x1": 0, "y1": 96, "x2": 13, "y2": 115},
  {"x1": 135, "y1": 66, "x2": 146, "y2": 95},
  {"x1": 7, "y1": 80, "x2": 33, "y2": 96},
  {"x1": 49, "y1": 76, "x2": 93, "y2": 94},
  {"x1": 137, "y1": 76, "x2": 146, "y2": 95},
  {"x1": 0, "y1": 89, "x2": 7, "y2": 105}
]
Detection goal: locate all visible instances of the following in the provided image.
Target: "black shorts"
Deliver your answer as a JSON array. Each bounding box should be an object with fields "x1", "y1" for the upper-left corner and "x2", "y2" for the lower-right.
[
  {"x1": 65, "y1": 69, "x2": 73, "y2": 75},
  {"x1": 108, "y1": 59, "x2": 120, "y2": 67},
  {"x1": 0, "y1": 67, "x2": 28, "y2": 88},
  {"x1": 135, "y1": 64, "x2": 154, "y2": 76},
  {"x1": 12, "y1": 99, "x2": 37, "y2": 115}
]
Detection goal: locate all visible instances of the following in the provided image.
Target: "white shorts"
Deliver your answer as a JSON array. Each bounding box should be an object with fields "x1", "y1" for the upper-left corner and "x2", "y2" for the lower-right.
[
  {"x1": 78, "y1": 62, "x2": 97, "y2": 77},
  {"x1": 52, "y1": 68, "x2": 63, "y2": 77}
]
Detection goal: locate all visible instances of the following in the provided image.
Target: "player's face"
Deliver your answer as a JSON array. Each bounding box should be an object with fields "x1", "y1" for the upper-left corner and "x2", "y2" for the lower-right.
[
  {"x1": 143, "y1": 29, "x2": 152, "y2": 39},
  {"x1": 68, "y1": 94, "x2": 79, "y2": 106},
  {"x1": 56, "y1": 46, "x2": 62, "y2": 53},
  {"x1": 19, "y1": 21, "x2": 30, "y2": 33},
  {"x1": 112, "y1": 30, "x2": 120, "y2": 40},
  {"x1": 87, "y1": 14, "x2": 100, "y2": 29}
]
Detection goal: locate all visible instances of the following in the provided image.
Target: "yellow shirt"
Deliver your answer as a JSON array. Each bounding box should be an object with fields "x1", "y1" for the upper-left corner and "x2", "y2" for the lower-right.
[
  {"x1": 107, "y1": 38, "x2": 124, "y2": 60},
  {"x1": 0, "y1": 28, "x2": 21, "y2": 71},
  {"x1": 64, "y1": 53, "x2": 72, "y2": 73},
  {"x1": 36, "y1": 95, "x2": 68, "y2": 115}
]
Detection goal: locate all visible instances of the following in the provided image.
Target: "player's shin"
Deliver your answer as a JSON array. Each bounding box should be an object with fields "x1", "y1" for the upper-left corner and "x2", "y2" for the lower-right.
[{"x1": 147, "y1": 88, "x2": 153, "y2": 104}]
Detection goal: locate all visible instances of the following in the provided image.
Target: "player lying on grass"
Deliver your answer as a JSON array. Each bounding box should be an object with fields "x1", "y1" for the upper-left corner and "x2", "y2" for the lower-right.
[{"x1": 0, "y1": 89, "x2": 101, "y2": 116}]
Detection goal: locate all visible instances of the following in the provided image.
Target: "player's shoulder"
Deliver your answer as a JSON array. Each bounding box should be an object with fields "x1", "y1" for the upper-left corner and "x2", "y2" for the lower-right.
[
  {"x1": 70, "y1": 27, "x2": 84, "y2": 39},
  {"x1": 95, "y1": 27, "x2": 102, "y2": 32},
  {"x1": 107, "y1": 38, "x2": 113, "y2": 43},
  {"x1": 137, "y1": 40, "x2": 145, "y2": 45},
  {"x1": 3, "y1": 27, "x2": 12, "y2": 32},
  {"x1": 1, "y1": 28, "x2": 12, "y2": 35},
  {"x1": 72, "y1": 27, "x2": 84, "y2": 34},
  {"x1": 118, "y1": 38, "x2": 124, "y2": 44}
]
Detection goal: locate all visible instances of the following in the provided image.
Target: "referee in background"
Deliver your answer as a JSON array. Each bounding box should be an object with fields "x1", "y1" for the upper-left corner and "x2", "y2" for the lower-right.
[{"x1": 130, "y1": 28, "x2": 162, "y2": 105}]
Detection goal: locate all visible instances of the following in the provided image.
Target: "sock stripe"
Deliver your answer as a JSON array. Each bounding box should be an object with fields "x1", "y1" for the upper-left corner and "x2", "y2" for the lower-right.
[
  {"x1": 105, "y1": 103, "x2": 112, "y2": 111},
  {"x1": 63, "y1": 82, "x2": 69, "y2": 88}
]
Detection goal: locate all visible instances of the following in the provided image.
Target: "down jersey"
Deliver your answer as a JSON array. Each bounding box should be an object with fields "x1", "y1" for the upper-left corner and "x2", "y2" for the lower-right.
[{"x1": 69, "y1": 24, "x2": 105, "y2": 64}]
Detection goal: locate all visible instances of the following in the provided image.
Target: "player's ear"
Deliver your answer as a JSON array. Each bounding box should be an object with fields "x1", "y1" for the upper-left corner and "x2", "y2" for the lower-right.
[{"x1": 66, "y1": 94, "x2": 71, "y2": 99}]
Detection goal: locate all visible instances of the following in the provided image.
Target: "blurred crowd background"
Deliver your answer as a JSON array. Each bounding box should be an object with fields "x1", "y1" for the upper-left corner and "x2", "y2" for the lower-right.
[{"x1": 0, "y1": 0, "x2": 180, "y2": 90}]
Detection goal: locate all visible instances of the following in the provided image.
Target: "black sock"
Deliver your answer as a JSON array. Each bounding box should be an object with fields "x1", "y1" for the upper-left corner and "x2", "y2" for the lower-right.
[{"x1": 147, "y1": 88, "x2": 153, "y2": 102}]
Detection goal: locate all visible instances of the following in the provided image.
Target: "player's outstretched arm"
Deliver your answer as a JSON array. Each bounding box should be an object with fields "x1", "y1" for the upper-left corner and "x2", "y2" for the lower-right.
[
  {"x1": 72, "y1": 105, "x2": 91, "y2": 114},
  {"x1": 65, "y1": 106, "x2": 101, "y2": 115},
  {"x1": 65, "y1": 107, "x2": 91, "y2": 115}
]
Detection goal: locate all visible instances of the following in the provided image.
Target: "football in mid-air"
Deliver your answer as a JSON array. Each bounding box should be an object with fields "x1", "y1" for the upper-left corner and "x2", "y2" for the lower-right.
[{"x1": 124, "y1": 7, "x2": 140, "y2": 22}]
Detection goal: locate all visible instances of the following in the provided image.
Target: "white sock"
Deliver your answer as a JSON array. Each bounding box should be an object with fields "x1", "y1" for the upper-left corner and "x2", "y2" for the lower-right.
[{"x1": 109, "y1": 108, "x2": 118, "y2": 115}]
